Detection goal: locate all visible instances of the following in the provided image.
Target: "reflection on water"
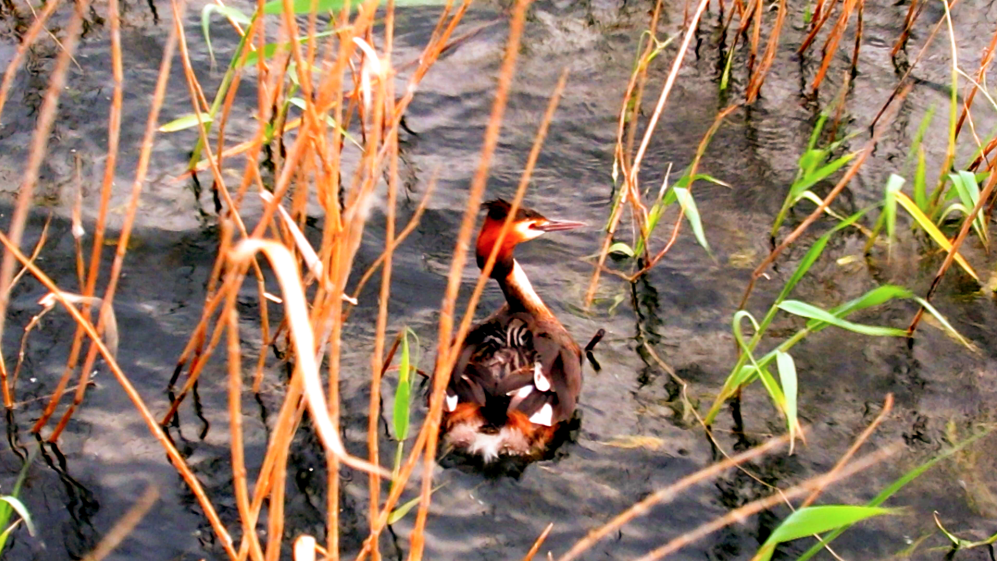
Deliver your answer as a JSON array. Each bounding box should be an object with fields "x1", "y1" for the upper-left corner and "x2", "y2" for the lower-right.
[{"x1": 1, "y1": 0, "x2": 997, "y2": 559}]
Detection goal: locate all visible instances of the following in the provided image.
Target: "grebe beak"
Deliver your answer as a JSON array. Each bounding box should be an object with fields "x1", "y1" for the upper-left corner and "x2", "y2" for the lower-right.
[{"x1": 535, "y1": 219, "x2": 586, "y2": 232}]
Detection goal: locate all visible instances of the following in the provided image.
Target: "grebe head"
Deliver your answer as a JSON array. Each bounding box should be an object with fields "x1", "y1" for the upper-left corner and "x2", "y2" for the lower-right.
[{"x1": 475, "y1": 199, "x2": 585, "y2": 275}]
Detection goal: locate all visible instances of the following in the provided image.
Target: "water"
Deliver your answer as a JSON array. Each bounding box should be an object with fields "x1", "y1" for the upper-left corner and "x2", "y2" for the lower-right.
[{"x1": 2, "y1": 0, "x2": 997, "y2": 559}]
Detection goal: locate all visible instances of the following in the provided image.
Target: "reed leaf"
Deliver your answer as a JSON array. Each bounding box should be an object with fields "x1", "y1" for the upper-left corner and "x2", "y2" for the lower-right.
[
  {"x1": 673, "y1": 187, "x2": 711, "y2": 255},
  {"x1": 775, "y1": 350, "x2": 799, "y2": 454},
  {"x1": 753, "y1": 506, "x2": 892, "y2": 561},
  {"x1": 894, "y1": 191, "x2": 979, "y2": 281},
  {"x1": 779, "y1": 300, "x2": 908, "y2": 337},
  {"x1": 797, "y1": 428, "x2": 993, "y2": 560},
  {"x1": 159, "y1": 113, "x2": 214, "y2": 133}
]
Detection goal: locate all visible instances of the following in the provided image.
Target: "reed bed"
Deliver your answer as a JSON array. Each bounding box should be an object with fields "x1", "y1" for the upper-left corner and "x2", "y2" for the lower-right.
[{"x1": 1, "y1": 0, "x2": 996, "y2": 559}]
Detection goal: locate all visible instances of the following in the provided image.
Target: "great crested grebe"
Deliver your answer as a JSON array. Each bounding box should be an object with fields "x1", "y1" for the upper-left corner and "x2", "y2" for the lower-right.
[{"x1": 441, "y1": 199, "x2": 585, "y2": 462}]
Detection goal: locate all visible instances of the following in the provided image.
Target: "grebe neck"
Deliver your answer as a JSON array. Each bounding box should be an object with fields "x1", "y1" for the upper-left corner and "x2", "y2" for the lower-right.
[{"x1": 497, "y1": 260, "x2": 550, "y2": 317}]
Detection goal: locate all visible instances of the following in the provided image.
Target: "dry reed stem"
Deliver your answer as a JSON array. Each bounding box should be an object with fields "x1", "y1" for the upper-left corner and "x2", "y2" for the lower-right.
[
  {"x1": 585, "y1": 0, "x2": 710, "y2": 306},
  {"x1": 2, "y1": 214, "x2": 52, "y2": 406},
  {"x1": 409, "y1": 2, "x2": 532, "y2": 557},
  {"x1": 738, "y1": 84, "x2": 910, "y2": 310},
  {"x1": 347, "y1": 175, "x2": 437, "y2": 311},
  {"x1": 955, "y1": 25, "x2": 997, "y2": 137},
  {"x1": 556, "y1": 434, "x2": 791, "y2": 561},
  {"x1": 0, "y1": 231, "x2": 238, "y2": 557},
  {"x1": 798, "y1": 0, "x2": 839, "y2": 54},
  {"x1": 801, "y1": 393, "x2": 893, "y2": 509},
  {"x1": 0, "y1": 0, "x2": 86, "y2": 394},
  {"x1": 624, "y1": 0, "x2": 663, "y2": 164},
  {"x1": 45, "y1": 0, "x2": 181, "y2": 441},
  {"x1": 870, "y1": 0, "x2": 958, "y2": 131},
  {"x1": 745, "y1": 0, "x2": 785, "y2": 103},
  {"x1": 81, "y1": 486, "x2": 160, "y2": 561},
  {"x1": 228, "y1": 240, "x2": 390, "y2": 477},
  {"x1": 0, "y1": 0, "x2": 62, "y2": 125},
  {"x1": 368, "y1": 10, "x2": 400, "y2": 555},
  {"x1": 747, "y1": 0, "x2": 762, "y2": 75},
  {"x1": 810, "y1": 0, "x2": 857, "y2": 93},
  {"x1": 626, "y1": 103, "x2": 740, "y2": 280},
  {"x1": 890, "y1": 0, "x2": 922, "y2": 58},
  {"x1": 849, "y1": 0, "x2": 864, "y2": 76},
  {"x1": 632, "y1": 445, "x2": 898, "y2": 561},
  {"x1": 630, "y1": 0, "x2": 710, "y2": 186},
  {"x1": 909, "y1": 165, "x2": 997, "y2": 334},
  {"x1": 224, "y1": 239, "x2": 265, "y2": 561},
  {"x1": 522, "y1": 523, "x2": 555, "y2": 561}
]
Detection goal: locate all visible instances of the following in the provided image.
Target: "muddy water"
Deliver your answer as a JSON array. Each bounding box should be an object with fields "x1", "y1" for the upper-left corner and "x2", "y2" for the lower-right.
[{"x1": 2, "y1": 0, "x2": 997, "y2": 559}]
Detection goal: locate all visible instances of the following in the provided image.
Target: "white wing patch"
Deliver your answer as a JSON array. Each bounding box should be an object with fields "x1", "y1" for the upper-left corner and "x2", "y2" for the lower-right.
[
  {"x1": 533, "y1": 361, "x2": 550, "y2": 392},
  {"x1": 445, "y1": 392, "x2": 458, "y2": 412},
  {"x1": 529, "y1": 403, "x2": 554, "y2": 426}
]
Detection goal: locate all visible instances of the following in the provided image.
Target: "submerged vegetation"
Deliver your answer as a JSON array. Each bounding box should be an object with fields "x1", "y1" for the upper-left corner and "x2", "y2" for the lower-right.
[{"x1": 0, "y1": 0, "x2": 997, "y2": 558}]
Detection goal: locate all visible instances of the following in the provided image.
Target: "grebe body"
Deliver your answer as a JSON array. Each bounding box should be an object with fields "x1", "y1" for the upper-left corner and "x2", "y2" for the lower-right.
[{"x1": 440, "y1": 199, "x2": 584, "y2": 462}]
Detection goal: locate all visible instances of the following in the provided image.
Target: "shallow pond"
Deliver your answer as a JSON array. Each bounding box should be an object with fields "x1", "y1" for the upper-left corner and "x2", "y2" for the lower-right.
[{"x1": 2, "y1": 0, "x2": 997, "y2": 559}]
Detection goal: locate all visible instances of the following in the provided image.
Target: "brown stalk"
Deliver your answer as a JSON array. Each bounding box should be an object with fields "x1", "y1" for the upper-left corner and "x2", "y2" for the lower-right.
[
  {"x1": 747, "y1": 0, "x2": 762, "y2": 75},
  {"x1": 800, "y1": 393, "x2": 893, "y2": 509},
  {"x1": 224, "y1": 236, "x2": 265, "y2": 561},
  {"x1": 408, "y1": 1, "x2": 532, "y2": 557},
  {"x1": 955, "y1": 25, "x2": 997, "y2": 137},
  {"x1": 45, "y1": 0, "x2": 183, "y2": 442},
  {"x1": 0, "y1": 0, "x2": 87, "y2": 399},
  {"x1": 229, "y1": 240, "x2": 390, "y2": 477},
  {"x1": 809, "y1": 0, "x2": 857, "y2": 93},
  {"x1": 624, "y1": 0, "x2": 663, "y2": 164},
  {"x1": 0, "y1": 0, "x2": 62, "y2": 124},
  {"x1": 585, "y1": 0, "x2": 711, "y2": 306},
  {"x1": 890, "y1": 0, "x2": 922, "y2": 59},
  {"x1": 2, "y1": 214, "x2": 51, "y2": 406},
  {"x1": 745, "y1": 0, "x2": 786, "y2": 103},
  {"x1": 849, "y1": 0, "x2": 864, "y2": 77},
  {"x1": 522, "y1": 523, "x2": 555, "y2": 561},
  {"x1": 630, "y1": 104, "x2": 739, "y2": 279},
  {"x1": 870, "y1": 0, "x2": 958, "y2": 131},
  {"x1": 368, "y1": 7, "x2": 400, "y2": 557},
  {"x1": 631, "y1": 445, "x2": 898, "y2": 561},
  {"x1": 346, "y1": 174, "x2": 437, "y2": 311},
  {"x1": 798, "y1": 0, "x2": 839, "y2": 54},
  {"x1": 739, "y1": 84, "x2": 909, "y2": 310},
  {"x1": 80, "y1": 486, "x2": 160, "y2": 561},
  {"x1": 556, "y1": 434, "x2": 791, "y2": 561},
  {"x1": 0, "y1": 231, "x2": 238, "y2": 557}
]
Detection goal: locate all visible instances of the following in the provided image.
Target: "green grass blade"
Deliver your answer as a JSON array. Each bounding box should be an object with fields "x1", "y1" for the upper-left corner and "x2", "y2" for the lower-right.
[
  {"x1": 388, "y1": 484, "x2": 445, "y2": 525},
  {"x1": 775, "y1": 207, "x2": 872, "y2": 305},
  {"x1": 914, "y1": 145, "x2": 928, "y2": 211},
  {"x1": 913, "y1": 296, "x2": 974, "y2": 350},
  {"x1": 775, "y1": 350, "x2": 799, "y2": 454},
  {"x1": 949, "y1": 171, "x2": 987, "y2": 244},
  {"x1": 393, "y1": 329, "x2": 413, "y2": 442},
  {"x1": 608, "y1": 242, "x2": 634, "y2": 257},
  {"x1": 779, "y1": 300, "x2": 908, "y2": 337},
  {"x1": 0, "y1": 497, "x2": 33, "y2": 537},
  {"x1": 0, "y1": 448, "x2": 37, "y2": 553},
  {"x1": 884, "y1": 174, "x2": 904, "y2": 259},
  {"x1": 757, "y1": 505, "x2": 892, "y2": 559},
  {"x1": 825, "y1": 285, "x2": 913, "y2": 319},
  {"x1": 201, "y1": 5, "x2": 251, "y2": 66},
  {"x1": 673, "y1": 187, "x2": 711, "y2": 255},
  {"x1": 792, "y1": 152, "x2": 856, "y2": 201},
  {"x1": 797, "y1": 428, "x2": 993, "y2": 561},
  {"x1": 159, "y1": 114, "x2": 214, "y2": 133}
]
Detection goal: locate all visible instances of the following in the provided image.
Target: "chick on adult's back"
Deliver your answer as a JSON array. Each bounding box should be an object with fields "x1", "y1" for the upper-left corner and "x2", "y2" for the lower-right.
[{"x1": 440, "y1": 199, "x2": 584, "y2": 461}]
